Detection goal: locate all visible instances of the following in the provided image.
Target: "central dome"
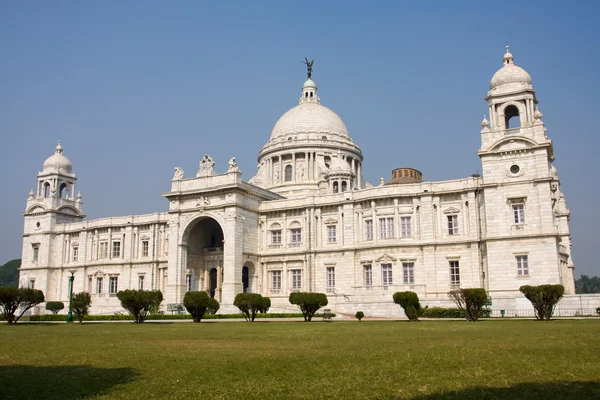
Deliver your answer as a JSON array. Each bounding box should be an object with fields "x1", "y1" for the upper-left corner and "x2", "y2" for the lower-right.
[{"x1": 270, "y1": 103, "x2": 350, "y2": 140}]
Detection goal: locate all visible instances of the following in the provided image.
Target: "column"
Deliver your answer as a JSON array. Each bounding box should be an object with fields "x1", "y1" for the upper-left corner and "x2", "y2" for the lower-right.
[
  {"x1": 282, "y1": 261, "x2": 288, "y2": 294},
  {"x1": 357, "y1": 163, "x2": 362, "y2": 189},
  {"x1": 394, "y1": 198, "x2": 399, "y2": 239},
  {"x1": 108, "y1": 228, "x2": 112, "y2": 260},
  {"x1": 372, "y1": 201, "x2": 378, "y2": 244},
  {"x1": 217, "y1": 266, "x2": 223, "y2": 302},
  {"x1": 304, "y1": 152, "x2": 309, "y2": 181},
  {"x1": 262, "y1": 263, "x2": 268, "y2": 294},
  {"x1": 308, "y1": 152, "x2": 312, "y2": 180},
  {"x1": 489, "y1": 105, "x2": 494, "y2": 128},
  {"x1": 282, "y1": 213, "x2": 287, "y2": 248},
  {"x1": 351, "y1": 158, "x2": 356, "y2": 188}
]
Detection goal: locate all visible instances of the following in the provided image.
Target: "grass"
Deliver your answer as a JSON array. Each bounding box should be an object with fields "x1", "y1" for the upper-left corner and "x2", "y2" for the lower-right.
[{"x1": 1, "y1": 320, "x2": 599, "y2": 399}]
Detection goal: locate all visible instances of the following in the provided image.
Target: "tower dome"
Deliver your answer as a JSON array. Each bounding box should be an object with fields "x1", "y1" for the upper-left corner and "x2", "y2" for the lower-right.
[
  {"x1": 42, "y1": 141, "x2": 73, "y2": 175},
  {"x1": 489, "y1": 46, "x2": 532, "y2": 93}
]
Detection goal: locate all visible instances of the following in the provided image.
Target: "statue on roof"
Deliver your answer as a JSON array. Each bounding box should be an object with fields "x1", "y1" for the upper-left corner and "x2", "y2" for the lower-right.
[{"x1": 302, "y1": 57, "x2": 315, "y2": 79}]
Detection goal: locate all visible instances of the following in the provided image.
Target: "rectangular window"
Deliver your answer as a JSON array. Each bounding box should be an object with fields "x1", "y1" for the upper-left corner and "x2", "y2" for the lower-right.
[
  {"x1": 400, "y1": 216, "x2": 412, "y2": 238},
  {"x1": 402, "y1": 262, "x2": 415, "y2": 284},
  {"x1": 364, "y1": 264, "x2": 372, "y2": 288},
  {"x1": 448, "y1": 215, "x2": 459, "y2": 235},
  {"x1": 72, "y1": 246, "x2": 79, "y2": 262},
  {"x1": 450, "y1": 261, "x2": 460, "y2": 285},
  {"x1": 513, "y1": 204, "x2": 525, "y2": 224},
  {"x1": 186, "y1": 274, "x2": 192, "y2": 292},
  {"x1": 365, "y1": 220, "x2": 373, "y2": 241},
  {"x1": 517, "y1": 255, "x2": 529, "y2": 276},
  {"x1": 28, "y1": 279, "x2": 35, "y2": 289},
  {"x1": 32, "y1": 245, "x2": 39, "y2": 262},
  {"x1": 271, "y1": 270, "x2": 282, "y2": 290},
  {"x1": 138, "y1": 275, "x2": 145, "y2": 290},
  {"x1": 290, "y1": 228, "x2": 302, "y2": 245},
  {"x1": 109, "y1": 276, "x2": 118, "y2": 294},
  {"x1": 379, "y1": 217, "x2": 394, "y2": 239},
  {"x1": 291, "y1": 270, "x2": 302, "y2": 290},
  {"x1": 382, "y1": 263, "x2": 393, "y2": 287},
  {"x1": 142, "y1": 240, "x2": 149, "y2": 257},
  {"x1": 99, "y1": 242, "x2": 108, "y2": 259},
  {"x1": 112, "y1": 241, "x2": 121, "y2": 258},
  {"x1": 327, "y1": 225, "x2": 337, "y2": 243},
  {"x1": 271, "y1": 230, "x2": 282, "y2": 245},
  {"x1": 326, "y1": 267, "x2": 335, "y2": 289},
  {"x1": 96, "y1": 277, "x2": 103, "y2": 294}
]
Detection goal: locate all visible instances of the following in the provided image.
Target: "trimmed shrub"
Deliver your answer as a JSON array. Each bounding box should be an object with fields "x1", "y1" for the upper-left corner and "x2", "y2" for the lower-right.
[
  {"x1": 596, "y1": 307, "x2": 600, "y2": 316},
  {"x1": 393, "y1": 291, "x2": 421, "y2": 322},
  {"x1": 183, "y1": 291, "x2": 218, "y2": 322},
  {"x1": 289, "y1": 292, "x2": 328, "y2": 322},
  {"x1": 234, "y1": 293, "x2": 266, "y2": 322},
  {"x1": 71, "y1": 292, "x2": 92, "y2": 323},
  {"x1": 448, "y1": 288, "x2": 488, "y2": 322},
  {"x1": 259, "y1": 297, "x2": 271, "y2": 314},
  {"x1": 0, "y1": 286, "x2": 45, "y2": 325},
  {"x1": 421, "y1": 306, "x2": 491, "y2": 319},
  {"x1": 355, "y1": 311, "x2": 364, "y2": 321},
  {"x1": 45, "y1": 301, "x2": 65, "y2": 315},
  {"x1": 206, "y1": 297, "x2": 220, "y2": 315},
  {"x1": 519, "y1": 284, "x2": 565, "y2": 321},
  {"x1": 21, "y1": 312, "x2": 336, "y2": 322},
  {"x1": 117, "y1": 290, "x2": 163, "y2": 323}
]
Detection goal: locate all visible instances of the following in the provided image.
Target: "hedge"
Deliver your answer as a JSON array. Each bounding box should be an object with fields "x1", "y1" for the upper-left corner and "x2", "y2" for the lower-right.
[
  {"x1": 21, "y1": 312, "x2": 336, "y2": 322},
  {"x1": 421, "y1": 307, "x2": 491, "y2": 319}
]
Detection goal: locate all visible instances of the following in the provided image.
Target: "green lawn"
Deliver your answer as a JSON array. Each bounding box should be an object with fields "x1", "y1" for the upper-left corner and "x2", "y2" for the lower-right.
[{"x1": 1, "y1": 320, "x2": 599, "y2": 399}]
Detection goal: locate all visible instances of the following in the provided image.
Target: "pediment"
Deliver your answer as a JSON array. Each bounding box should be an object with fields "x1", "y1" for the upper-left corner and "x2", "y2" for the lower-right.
[
  {"x1": 324, "y1": 218, "x2": 338, "y2": 225},
  {"x1": 443, "y1": 207, "x2": 460, "y2": 214},
  {"x1": 375, "y1": 254, "x2": 397, "y2": 263},
  {"x1": 93, "y1": 270, "x2": 105, "y2": 276},
  {"x1": 489, "y1": 137, "x2": 536, "y2": 153}
]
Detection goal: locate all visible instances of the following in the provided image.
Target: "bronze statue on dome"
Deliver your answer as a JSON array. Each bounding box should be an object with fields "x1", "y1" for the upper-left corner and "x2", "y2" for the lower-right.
[{"x1": 302, "y1": 57, "x2": 315, "y2": 79}]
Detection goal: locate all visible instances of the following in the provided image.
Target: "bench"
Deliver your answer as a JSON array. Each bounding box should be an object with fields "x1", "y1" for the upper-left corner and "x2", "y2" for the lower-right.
[
  {"x1": 167, "y1": 304, "x2": 185, "y2": 315},
  {"x1": 322, "y1": 308, "x2": 332, "y2": 322}
]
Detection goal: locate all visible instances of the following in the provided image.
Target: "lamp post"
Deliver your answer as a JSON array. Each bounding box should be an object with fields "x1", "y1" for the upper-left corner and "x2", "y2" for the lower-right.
[{"x1": 66, "y1": 269, "x2": 77, "y2": 323}]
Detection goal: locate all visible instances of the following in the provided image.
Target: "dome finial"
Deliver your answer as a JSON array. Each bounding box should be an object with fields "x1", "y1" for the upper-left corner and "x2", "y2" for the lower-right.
[
  {"x1": 503, "y1": 45, "x2": 514, "y2": 65},
  {"x1": 56, "y1": 140, "x2": 63, "y2": 154}
]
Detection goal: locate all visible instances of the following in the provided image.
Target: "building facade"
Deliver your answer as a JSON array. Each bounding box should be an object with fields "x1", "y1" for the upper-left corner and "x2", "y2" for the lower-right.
[{"x1": 20, "y1": 48, "x2": 576, "y2": 316}]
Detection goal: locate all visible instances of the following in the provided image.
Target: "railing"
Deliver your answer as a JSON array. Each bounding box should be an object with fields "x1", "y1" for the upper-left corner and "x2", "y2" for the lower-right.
[{"x1": 490, "y1": 308, "x2": 599, "y2": 318}]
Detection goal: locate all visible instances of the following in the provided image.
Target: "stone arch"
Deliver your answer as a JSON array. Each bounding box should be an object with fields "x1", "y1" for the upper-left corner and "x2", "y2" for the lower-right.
[
  {"x1": 498, "y1": 101, "x2": 527, "y2": 129},
  {"x1": 242, "y1": 261, "x2": 257, "y2": 294},
  {"x1": 488, "y1": 136, "x2": 537, "y2": 153}
]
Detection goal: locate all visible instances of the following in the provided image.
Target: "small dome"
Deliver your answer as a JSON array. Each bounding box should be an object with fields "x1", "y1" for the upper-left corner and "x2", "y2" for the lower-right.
[
  {"x1": 42, "y1": 141, "x2": 73, "y2": 174},
  {"x1": 303, "y1": 78, "x2": 317, "y2": 88},
  {"x1": 489, "y1": 46, "x2": 532, "y2": 91}
]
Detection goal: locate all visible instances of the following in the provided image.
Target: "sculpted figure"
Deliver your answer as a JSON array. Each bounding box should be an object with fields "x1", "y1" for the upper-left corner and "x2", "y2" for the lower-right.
[{"x1": 172, "y1": 167, "x2": 184, "y2": 180}]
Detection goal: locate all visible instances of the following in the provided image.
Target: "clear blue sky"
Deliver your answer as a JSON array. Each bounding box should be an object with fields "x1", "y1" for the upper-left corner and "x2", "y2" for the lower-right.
[{"x1": 1, "y1": 2, "x2": 598, "y2": 277}]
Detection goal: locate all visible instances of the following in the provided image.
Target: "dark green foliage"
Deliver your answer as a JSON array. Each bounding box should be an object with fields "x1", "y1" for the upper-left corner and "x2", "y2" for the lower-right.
[
  {"x1": 421, "y1": 306, "x2": 491, "y2": 318},
  {"x1": 289, "y1": 292, "x2": 328, "y2": 322},
  {"x1": 0, "y1": 259, "x2": 20, "y2": 287},
  {"x1": 596, "y1": 307, "x2": 600, "y2": 316},
  {"x1": 259, "y1": 297, "x2": 271, "y2": 314},
  {"x1": 575, "y1": 275, "x2": 600, "y2": 294},
  {"x1": 45, "y1": 301, "x2": 65, "y2": 315},
  {"x1": 519, "y1": 284, "x2": 565, "y2": 321},
  {"x1": 22, "y1": 312, "x2": 335, "y2": 322},
  {"x1": 393, "y1": 291, "x2": 421, "y2": 321},
  {"x1": 0, "y1": 286, "x2": 45, "y2": 324},
  {"x1": 234, "y1": 293, "x2": 267, "y2": 321},
  {"x1": 183, "y1": 291, "x2": 219, "y2": 322},
  {"x1": 206, "y1": 297, "x2": 220, "y2": 315},
  {"x1": 355, "y1": 311, "x2": 364, "y2": 321},
  {"x1": 448, "y1": 288, "x2": 489, "y2": 321},
  {"x1": 116, "y1": 290, "x2": 163, "y2": 323},
  {"x1": 71, "y1": 292, "x2": 92, "y2": 323}
]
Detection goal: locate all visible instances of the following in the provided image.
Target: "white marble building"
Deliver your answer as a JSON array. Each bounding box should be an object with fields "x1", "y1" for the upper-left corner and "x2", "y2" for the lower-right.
[{"x1": 20, "y1": 48, "x2": 578, "y2": 316}]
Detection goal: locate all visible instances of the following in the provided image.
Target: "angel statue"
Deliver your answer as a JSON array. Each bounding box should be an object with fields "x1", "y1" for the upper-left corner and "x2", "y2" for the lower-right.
[{"x1": 302, "y1": 57, "x2": 315, "y2": 79}]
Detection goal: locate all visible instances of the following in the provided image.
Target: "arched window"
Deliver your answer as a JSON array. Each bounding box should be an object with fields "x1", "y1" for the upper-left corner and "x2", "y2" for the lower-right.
[
  {"x1": 284, "y1": 165, "x2": 293, "y2": 182},
  {"x1": 333, "y1": 181, "x2": 339, "y2": 193},
  {"x1": 341, "y1": 181, "x2": 348, "y2": 192},
  {"x1": 305, "y1": 92, "x2": 308, "y2": 98},
  {"x1": 504, "y1": 105, "x2": 521, "y2": 129},
  {"x1": 59, "y1": 183, "x2": 68, "y2": 199},
  {"x1": 310, "y1": 92, "x2": 313, "y2": 98},
  {"x1": 44, "y1": 182, "x2": 51, "y2": 198}
]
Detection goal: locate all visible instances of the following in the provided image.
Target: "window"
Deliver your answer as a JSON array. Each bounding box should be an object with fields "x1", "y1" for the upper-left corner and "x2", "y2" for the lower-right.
[
  {"x1": 364, "y1": 264, "x2": 373, "y2": 287},
  {"x1": 271, "y1": 230, "x2": 282, "y2": 245},
  {"x1": 28, "y1": 279, "x2": 35, "y2": 289},
  {"x1": 517, "y1": 255, "x2": 529, "y2": 276},
  {"x1": 327, "y1": 225, "x2": 337, "y2": 243},
  {"x1": 88, "y1": 276, "x2": 92, "y2": 291},
  {"x1": 326, "y1": 267, "x2": 335, "y2": 289},
  {"x1": 109, "y1": 276, "x2": 118, "y2": 295},
  {"x1": 379, "y1": 217, "x2": 394, "y2": 239},
  {"x1": 365, "y1": 220, "x2": 373, "y2": 241},
  {"x1": 341, "y1": 181, "x2": 348, "y2": 192},
  {"x1": 450, "y1": 261, "x2": 460, "y2": 285},
  {"x1": 284, "y1": 165, "x2": 293, "y2": 182},
  {"x1": 142, "y1": 240, "x2": 149, "y2": 257},
  {"x1": 112, "y1": 241, "x2": 121, "y2": 258},
  {"x1": 400, "y1": 216, "x2": 412, "y2": 238},
  {"x1": 382, "y1": 264, "x2": 393, "y2": 287},
  {"x1": 72, "y1": 246, "x2": 79, "y2": 262},
  {"x1": 513, "y1": 204, "x2": 525, "y2": 224},
  {"x1": 402, "y1": 262, "x2": 414, "y2": 284},
  {"x1": 447, "y1": 215, "x2": 459, "y2": 235},
  {"x1": 290, "y1": 228, "x2": 302, "y2": 245},
  {"x1": 271, "y1": 270, "x2": 282, "y2": 290},
  {"x1": 99, "y1": 242, "x2": 108, "y2": 259},
  {"x1": 138, "y1": 275, "x2": 145, "y2": 290},
  {"x1": 96, "y1": 277, "x2": 103, "y2": 294},
  {"x1": 32, "y1": 245, "x2": 39, "y2": 262},
  {"x1": 291, "y1": 270, "x2": 302, "y2": 290},
  {"x1": 186, "y1": 274, "x2": 192, "y2": 292}
]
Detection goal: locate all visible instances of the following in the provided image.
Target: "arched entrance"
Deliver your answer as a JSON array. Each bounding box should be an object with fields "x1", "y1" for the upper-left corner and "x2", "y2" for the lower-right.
[
  {"x1": 242, "y1": 262, "x2": 257, "y2": 294},
  {"x1": 242, "y1": 266, "x2": 249, "y2": 293},
  {"x1": 184, "y1": 216, "x2": 225, "y2": 301}
]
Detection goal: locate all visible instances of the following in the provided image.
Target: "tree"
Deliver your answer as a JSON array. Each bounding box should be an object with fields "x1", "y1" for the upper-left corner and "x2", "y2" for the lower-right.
[
  {"x1": 289, "y1": 292, "x2": 328, "y2": 322},
  {"x1": 183, "y1": 291, "x2": 219, "y2": 322},
  {"x1": 393, "y1": 291, "x2": 421, "y2": 322},
  {"x1": 259, "y1": 297, "x2": 271, "y2": 314},
  {"x1": 575, "y1": 275, "x2": 600, "y2": 294},
  {"x1": 71, "y1": 292, "x2": 91, "y2": 323},
  {"x1": 45, "y1": 301, "x2": 65, "y2": 315},
  {"x1": 0, "y1": 259, "x2": 20, "y2": 287},
  {"x1": 355, "y1": 311, "x2": 364, "y2": 321},
  {"x1": 448, "y1": 288, "x2": 488, "y2": 322},
  {"x1": 206, "y1": 297, "x2": 220, "y2": 315},
  {"x1": 234, "y1": 293, "x2": 267, "y2": 322},
  {"x1": 519, "y1": 284, "x2": 565, "y2": 321},
  {"x1": 116, "y1": 290, "x2": 163, "y2": 323},
  {"x1": 0, "y1": 286, "x2": 45, "y2": 325}
]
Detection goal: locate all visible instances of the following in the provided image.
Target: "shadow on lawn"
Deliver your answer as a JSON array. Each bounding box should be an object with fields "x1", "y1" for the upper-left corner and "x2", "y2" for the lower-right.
[
  {"x1": 0, "y1": 365, "x2": 136, "y2": 400},
  {"x1": 401, "y1": 381, "x2": 600, "y2": 400}
]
